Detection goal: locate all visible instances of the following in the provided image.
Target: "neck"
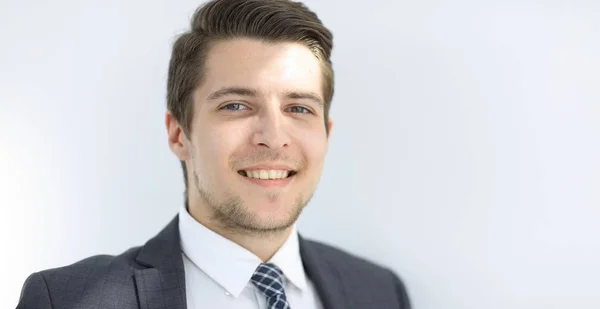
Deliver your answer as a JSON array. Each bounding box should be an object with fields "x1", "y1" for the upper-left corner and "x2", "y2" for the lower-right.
[{"x1": 187, "y1": 202, "x2": 292, "y2": 262}]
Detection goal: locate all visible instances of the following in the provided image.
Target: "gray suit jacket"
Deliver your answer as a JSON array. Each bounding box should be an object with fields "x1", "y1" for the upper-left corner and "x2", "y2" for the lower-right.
[{"x1": 17, "y1": 216, "x2": 411, "y2": 309}]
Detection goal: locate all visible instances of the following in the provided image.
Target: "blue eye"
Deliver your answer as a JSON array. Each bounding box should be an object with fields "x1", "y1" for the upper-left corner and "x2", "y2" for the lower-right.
[
  {"x1": 287, "y1": 106, "x2": 311, "y2": 114},
  {"x1": 220, "y1": 103, "x2": 248, "y2": 111}
]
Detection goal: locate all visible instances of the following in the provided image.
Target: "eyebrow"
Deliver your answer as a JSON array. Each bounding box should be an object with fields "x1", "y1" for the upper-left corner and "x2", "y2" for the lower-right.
[
  {"x1": 206, "y1": 86, "x2": 324, "y2": 106},
  {"x1": 206, "y1": 87, "x2": 258, "y2": 101},
  {"x1": 284, "y1": 90, "x2": 324, "y2": 107}
]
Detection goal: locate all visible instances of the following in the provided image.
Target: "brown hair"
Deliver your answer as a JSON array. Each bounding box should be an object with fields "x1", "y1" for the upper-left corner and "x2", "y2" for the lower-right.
[{"x1": 166, "y1": 0, "x2": 335, "y2": 203}]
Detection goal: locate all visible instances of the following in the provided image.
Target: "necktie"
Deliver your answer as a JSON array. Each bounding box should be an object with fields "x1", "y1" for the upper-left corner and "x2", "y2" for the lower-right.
[{"x1": 251, "y1": 263, "x2": 291, "y2": 309}]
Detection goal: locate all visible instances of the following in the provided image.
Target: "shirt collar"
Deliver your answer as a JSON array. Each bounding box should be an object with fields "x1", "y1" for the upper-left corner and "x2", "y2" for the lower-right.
[
  {"x1": 268, "y1": 225, "x2": 308, "y2": 291},
  {"x1": 178, "y1": 205, "x2": 307, "y2": 297}
]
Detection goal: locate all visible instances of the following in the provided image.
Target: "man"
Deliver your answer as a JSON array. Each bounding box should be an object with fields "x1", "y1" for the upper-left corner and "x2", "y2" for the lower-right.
[{"x1": 17, "y1": 0, "x2": 411, "y2": 308}]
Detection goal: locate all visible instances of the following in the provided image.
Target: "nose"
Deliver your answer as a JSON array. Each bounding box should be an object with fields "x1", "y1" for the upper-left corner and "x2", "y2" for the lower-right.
[{"x1": 251, "y1": 106, "x2": 290, "y2": 149}]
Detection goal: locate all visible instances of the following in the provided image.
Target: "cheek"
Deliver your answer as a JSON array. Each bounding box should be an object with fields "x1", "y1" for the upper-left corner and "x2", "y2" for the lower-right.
[
  {"x1": 196, "y1": 125, "x2": 247, "y2": 167},
  {"x1": 296, "y1": 130, "x2": 328, "y2": 168}
]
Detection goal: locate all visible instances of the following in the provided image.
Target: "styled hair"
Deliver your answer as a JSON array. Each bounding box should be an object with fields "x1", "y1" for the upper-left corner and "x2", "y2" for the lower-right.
[{"x1": 166, "y1": 0, "x2": 335, "y2": 203}]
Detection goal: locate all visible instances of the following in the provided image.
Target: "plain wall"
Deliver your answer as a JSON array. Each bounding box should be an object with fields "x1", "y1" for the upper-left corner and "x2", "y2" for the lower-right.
[{"x1": 1, "y1": 0, "x2": 599, "y2": 308}]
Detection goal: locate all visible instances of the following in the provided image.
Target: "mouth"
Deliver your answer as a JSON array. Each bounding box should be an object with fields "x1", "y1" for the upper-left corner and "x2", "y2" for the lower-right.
[
  {"x1": 237, "y1": 169, "x2": 297, "y2": 188},
  {"x1": 237, "y1": 169, "x2": 297, "y2": 179}
]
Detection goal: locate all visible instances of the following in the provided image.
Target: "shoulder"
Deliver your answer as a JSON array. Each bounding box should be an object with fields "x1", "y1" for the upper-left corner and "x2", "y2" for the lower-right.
[
  {"x1": 303, "y1": 237, "x2": 393, "y2": 276},
  {"x1": 301, "y1": 238, "x2": 412, "y2": 308},
  {"x1": 18, "y1": 246, "x2": 143, "y2": 308},
  {"x1": 42, "y1": 245, "x2": 143, "y2": 282}
]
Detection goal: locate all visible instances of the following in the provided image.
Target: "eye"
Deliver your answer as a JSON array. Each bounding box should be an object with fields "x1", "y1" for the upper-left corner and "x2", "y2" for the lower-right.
[
  {"x1": 286, "y1": 106, "x2": 312, "y2": 114},
  {"x1": 219, "y1": 103, "x2": 248, "y2": 111}
]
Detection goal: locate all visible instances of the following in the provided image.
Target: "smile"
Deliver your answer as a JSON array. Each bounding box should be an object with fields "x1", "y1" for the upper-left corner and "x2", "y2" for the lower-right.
[{"x1": 237, "y1": 169, "x2": 297, "y2": 179}]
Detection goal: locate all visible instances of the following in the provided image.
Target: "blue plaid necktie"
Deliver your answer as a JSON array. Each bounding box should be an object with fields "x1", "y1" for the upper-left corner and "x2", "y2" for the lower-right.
[{"x1": 251, "y1": 263, "x2": 291, "y2": 309}]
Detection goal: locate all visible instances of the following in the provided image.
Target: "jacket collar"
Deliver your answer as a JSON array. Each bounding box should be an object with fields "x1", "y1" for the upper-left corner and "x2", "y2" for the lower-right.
[
  {"x1": 133, "y1": 215, "x2": 352, "y2": 309},
  {"x1": 134, "y1": 216, "x2": 187, "y2": 309}
]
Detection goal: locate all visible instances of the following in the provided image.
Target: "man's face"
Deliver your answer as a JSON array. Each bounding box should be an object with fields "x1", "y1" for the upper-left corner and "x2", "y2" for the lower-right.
[{"x1": 182, "y1": 38, "x2": 331, "y2": 233}]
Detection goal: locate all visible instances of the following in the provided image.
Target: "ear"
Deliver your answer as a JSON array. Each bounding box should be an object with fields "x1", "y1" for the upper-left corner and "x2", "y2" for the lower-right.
[
  {"x1": 165, "y1": 111, "x2": 190, "y2": 161},
  {"x1": 326, "y1": 119, "x2": 333, "y2": 139}
]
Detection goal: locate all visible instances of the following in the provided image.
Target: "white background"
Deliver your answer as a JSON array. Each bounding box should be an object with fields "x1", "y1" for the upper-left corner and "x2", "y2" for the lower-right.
[{"x1": 1, "y1": 0, "x2": 599, "y2": 308}]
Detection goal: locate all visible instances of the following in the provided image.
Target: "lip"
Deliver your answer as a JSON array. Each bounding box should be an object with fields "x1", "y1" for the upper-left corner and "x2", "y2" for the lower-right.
[
  {"x1": 239, "y1": 172, "x2": 295, "y2": 188},
  {"x1": 239, "y1": 164, "x2": 295, "y2": 171}
]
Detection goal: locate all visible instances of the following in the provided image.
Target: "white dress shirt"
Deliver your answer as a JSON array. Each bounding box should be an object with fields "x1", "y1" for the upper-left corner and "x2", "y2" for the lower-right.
[{"x1": 178, "y1": 205, "x2": 324, "y2": 309}]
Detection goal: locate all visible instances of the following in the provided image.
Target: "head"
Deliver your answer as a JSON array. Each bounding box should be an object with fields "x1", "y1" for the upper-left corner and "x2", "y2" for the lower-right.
[{"x1": 166, "y1": 0, "x2": 334, "y2": 235}]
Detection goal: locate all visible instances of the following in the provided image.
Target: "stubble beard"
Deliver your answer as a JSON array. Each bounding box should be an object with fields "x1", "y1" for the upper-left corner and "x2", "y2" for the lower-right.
[{"x1": 193, "y1": 169, "x2": 313, "y2": 237}]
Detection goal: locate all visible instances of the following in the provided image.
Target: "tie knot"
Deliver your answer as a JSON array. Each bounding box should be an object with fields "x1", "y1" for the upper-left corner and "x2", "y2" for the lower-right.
[{"x1": 251, "y1": 263, "x2": 286, "y2": 298}]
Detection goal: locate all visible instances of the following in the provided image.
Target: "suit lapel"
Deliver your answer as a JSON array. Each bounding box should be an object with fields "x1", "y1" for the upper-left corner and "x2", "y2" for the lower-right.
[
  {"x1": 130, "y1": 216, "x2": 353, "y2": 309},
  {"x1": 134, "y1": 216, "x2": 187, "y2": 309},
  {"x1": 299, "y1": 235, "x2": 354, "y2": 309}
]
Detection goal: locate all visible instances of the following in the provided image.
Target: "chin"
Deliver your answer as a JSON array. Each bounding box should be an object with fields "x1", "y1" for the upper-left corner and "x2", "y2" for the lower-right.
[
  {"x1": 246, "y1": 197, "x2": 304, "y2": 226},
  {"x1": 247, "y1": 198, "x2": 292, "y2": 216}
]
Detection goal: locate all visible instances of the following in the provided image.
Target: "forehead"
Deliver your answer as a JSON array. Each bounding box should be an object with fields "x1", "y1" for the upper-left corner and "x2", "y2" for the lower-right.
[{"x1": 199, "y1": 38, "x2": 323, "y2": 97}]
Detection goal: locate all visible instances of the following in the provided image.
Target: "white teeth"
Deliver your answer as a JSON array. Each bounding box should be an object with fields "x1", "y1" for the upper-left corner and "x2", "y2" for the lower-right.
[
  {"x1": 244, "y1": 169, "x2": 291, "y2": 179},
  {"x1": 268, "y1": 170, "x2": 277, "y2": 179}
]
